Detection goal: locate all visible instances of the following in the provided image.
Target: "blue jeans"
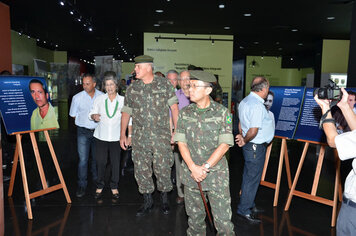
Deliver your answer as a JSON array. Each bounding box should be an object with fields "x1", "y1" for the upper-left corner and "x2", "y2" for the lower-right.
[
  {"x1": 237, "y1": 142, "x2": 266, "y2": 215},
  {"x1": 77, "y1": 126, "x2": 97, "y2": 189}
]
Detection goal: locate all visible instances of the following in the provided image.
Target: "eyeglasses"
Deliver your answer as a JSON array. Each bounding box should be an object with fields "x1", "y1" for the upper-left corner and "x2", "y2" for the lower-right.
[{"x1": 186, "y1": 84, "x2": 211, "y2": 89}]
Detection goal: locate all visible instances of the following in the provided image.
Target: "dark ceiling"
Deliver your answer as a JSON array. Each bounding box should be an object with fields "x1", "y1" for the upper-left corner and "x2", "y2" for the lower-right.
[{"x1": 2, "y1": 0, "x2": 355, "y2": 64}]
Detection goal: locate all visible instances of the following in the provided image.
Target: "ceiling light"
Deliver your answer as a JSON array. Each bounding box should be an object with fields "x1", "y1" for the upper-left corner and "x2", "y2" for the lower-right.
[
  {"x1": 224, "y1": 26, "x2": 230, "y2": 30},
  {"x1": 253, "y1": 41, "x2": 259, "y2": 44},
  {"x1": 55, "y1": 44, "x2": 58, "y2": 47},
  {"x1": 77, "y1": 18, "x2": 81, "y2": 22},
  {"x1": 212, "y1": 39, "x2": 215, "y2": 45},
  {"x1": 173, "y1": 38, "x2": 176, "y2": 43},
  {"x1": 70, "y1": 10, "x2": 74, "y2": 15},
  {"x1": 154, "y1": 24, "x2": 160, "y2": 27},
  {"x1": 239, "y1": 46, "x2": 244, "y2": 49},
  {"x1": 261, "y1": 56, "x2": 264, "y2": 59},
  {"x1": 276, "y1": 42, "x2": 280, "y2": 45},
  {"x1": 243, "y1": 13, "x2": 252, "y2": 17},
  {"x1": 298, "y1": 43, "x2": 303, "y2": 46},
  {"x1": 18, "y1": 32, "x2": 22, "y2": 36},
  {"x1": 37, "y1": 38, "x2": 40, "y2": 42},
  {"x1": 291, "y1": 29, "x2": 298, "y2": 32},
  {"x1": 88, "y1": 27, "x2": 93, "y2": 32},
  {"x1": 290, "y1": 57, "x2": 294, "y2": 61},
  {"x1": 327, "y1": 16, "x2": 335, "y2": 20},
  {"x1": 59, "y1": 1, "x2": 65, "y2": 6},
  {"x1": 278, "y1": 47, "x2": 282, "y2": 50},
  {"x1": 27, "y1": 35, "x2": 30, "y2": 39},
  {"x1": 129, "y1": 58, "x2": 132, "y2": 61},
  {"x1": 218, "y1": 4, "x2": 225, "y2": 9},
  {"x1": 155, "y1": 9, "x2": 164, "y2": 13},
  {"x1": 43, "y1": 41, "x2": 46, "y2": 44}
]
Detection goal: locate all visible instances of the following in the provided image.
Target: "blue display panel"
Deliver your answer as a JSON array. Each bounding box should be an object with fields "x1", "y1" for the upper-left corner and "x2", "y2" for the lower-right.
[
  {"x1": 293, "y1": 88, "x2": 326, "y2": 143},
  {"x1": 269, "y1": 86, "x2": 305, "y2": 139},
  {"x1": 0, "y1": 76, "x2": 56, "y2": 134}
]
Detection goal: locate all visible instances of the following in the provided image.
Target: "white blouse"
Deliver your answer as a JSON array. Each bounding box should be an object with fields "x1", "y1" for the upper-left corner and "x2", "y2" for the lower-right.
[{"x1": 89, "y1": 93, "x2": 131, "y2": 142}]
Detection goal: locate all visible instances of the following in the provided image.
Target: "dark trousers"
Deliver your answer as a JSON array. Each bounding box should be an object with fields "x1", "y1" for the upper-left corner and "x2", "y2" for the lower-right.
[
  {"x1": 95, "y1": 138, "x2": 121, "y2": 189},
  {"x1": 237, "y1": 142, "x2": 266, "y2": 215}
]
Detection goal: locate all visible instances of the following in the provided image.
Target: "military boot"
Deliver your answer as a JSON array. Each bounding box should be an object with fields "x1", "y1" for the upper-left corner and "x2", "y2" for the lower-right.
[
  {"x1": 136, "y1": 193, "x2": 153, "y2": 217},
  {"x1": 161, "y1": 192, "x2": 170, "y2": 215}
]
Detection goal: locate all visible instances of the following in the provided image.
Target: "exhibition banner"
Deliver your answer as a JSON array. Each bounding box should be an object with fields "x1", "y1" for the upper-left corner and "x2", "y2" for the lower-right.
[
  {"x1": 293, "y1": 88, "x2": 326, "y2": 143},
  {"x1": 144, "y1": 32, "x2": 233, "y2": 108},
  {"x1": 269, "y1": 86, "x2": 305, "y2": 139},
  {"x1": 0, "y1": 76, "x2": 59, "y2": 134}
]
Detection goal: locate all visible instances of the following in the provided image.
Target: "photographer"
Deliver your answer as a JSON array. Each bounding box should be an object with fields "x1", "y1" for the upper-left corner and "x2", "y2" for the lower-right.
[{"x1": 314, "y1": 87, "x2": 356, "y2": 235}]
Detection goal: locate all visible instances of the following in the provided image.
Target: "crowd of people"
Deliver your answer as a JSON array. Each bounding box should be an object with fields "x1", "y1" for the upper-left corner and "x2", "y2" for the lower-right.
[{"x1": 67, "y1": 54, "x2": 279, "y2": 235}]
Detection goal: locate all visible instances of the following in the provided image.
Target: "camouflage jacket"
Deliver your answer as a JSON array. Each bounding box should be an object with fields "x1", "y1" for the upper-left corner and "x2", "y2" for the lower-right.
[
  {"x1": 122, "y1": 76, "x2": 178, "y2": 139},
  {"x1": 174, "y1": 99, "x2": 234, "y2": 189}
]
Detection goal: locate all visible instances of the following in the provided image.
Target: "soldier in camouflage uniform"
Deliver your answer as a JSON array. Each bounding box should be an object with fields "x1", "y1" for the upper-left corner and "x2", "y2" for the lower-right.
[
  {"x1": 120, "y1": 55, "x2": 179, "y2": 216},
  {"x1": 174, "y1": 70, "x2": 235, "y2": 235}
]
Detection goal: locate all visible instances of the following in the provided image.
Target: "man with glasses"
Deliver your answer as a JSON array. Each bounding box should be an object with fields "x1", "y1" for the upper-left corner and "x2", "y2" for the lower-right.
[
  {"x1": 174, "y1": 70, "x2": 235, "y2": 235},
  {"x1": 173, "y1": 70, "x2": 191, "y2": 204}
]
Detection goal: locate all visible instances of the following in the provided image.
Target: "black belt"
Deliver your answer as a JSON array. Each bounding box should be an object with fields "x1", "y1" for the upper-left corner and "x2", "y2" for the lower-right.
[
  {"x1": 79, "y1": 126, "x2": 95, "y2": 132},
  {"x1": 343, "y1": 196, "x2": 356, "y2": 208}
]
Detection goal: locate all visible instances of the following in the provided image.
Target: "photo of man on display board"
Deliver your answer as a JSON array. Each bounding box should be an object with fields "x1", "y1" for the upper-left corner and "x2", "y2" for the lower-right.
[{"x1": 29, "y1": 79, "x2": 59, "y2": 130}]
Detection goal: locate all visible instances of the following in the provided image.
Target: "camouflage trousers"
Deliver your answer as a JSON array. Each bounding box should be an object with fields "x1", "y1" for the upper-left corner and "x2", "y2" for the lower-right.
[
  {"x1": 132, "y1": 138, "x2": 174, "y2": 194},
  {"x1": 184, "y1": 184, "x2": 235, "y2": 236}
]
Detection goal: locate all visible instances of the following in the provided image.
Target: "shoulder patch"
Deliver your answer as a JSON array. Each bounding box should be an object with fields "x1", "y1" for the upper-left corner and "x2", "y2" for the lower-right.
[{"x1": 226, "y1": 115, "x2": 232, "y2": 124}]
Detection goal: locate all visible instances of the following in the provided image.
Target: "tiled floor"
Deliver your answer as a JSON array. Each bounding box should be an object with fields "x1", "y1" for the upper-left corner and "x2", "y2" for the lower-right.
[{"x1": 3, "y1": 125, "x2": 342, "y2": 235}]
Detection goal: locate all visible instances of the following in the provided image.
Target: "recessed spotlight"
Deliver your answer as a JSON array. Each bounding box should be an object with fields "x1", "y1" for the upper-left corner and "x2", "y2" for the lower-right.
[
  {"x1": 291, "y1": 29, "x2": 298, "y2": 32},
  {"x1": 253, "y1": 41, "x2": 259, "y2": 44},
  {"x1": 59, "y1": 1, "x2": 65, "y2": 6},
  {"x1": 224, "y1": 26, "x2": 230, "y2": 30},
  {"x1": 55, "y1": 44, "x2": 58, "y2": 47},
  {"x1": 27, "y1": 35, "x2": 30, "y2": 39},
  {"x1": 327, "y1": 16, "x2": 335, "y2": 20},
  {"x1": 218, "y1": 4, "x2": 225, "y2": 9},
  {"x1": 129, "y1": 58, "x2": 132, "y2": 61},
  {"x1": 18, "y1": 32, "x2": 22, "y2": 36},
  {"x1": 129, "y1": 33, "x2": 132, "y2": 36},
  {"x1": 155, "y1": 9, "x2": 164, "y2": 13},
  {"x1": 276, "y1": 42, "x2": 280, "y2": 45},
  {"x1": 43, "y1": 41, "x2": 46, "y2": 44},
  {"x1": 70, "y1": 10, "x2": 74, "y2": 15},
  {"x1": 77, "y1": 18, "x2": 81, "y2": 22},
  {"x1": 278, "y1": 47, "x2": 282, "y2": 50},
  {"x1": 239, "y1": 46, "x2": 244, "y2": 49},
  {"x1": 37, "y1": 38, "x2": 40, "y2": 42},
  {"x1": 154, "y1": 24, "x2": 160, "y2": 27},
  {"x1": 83, "y1": 23, "x2": 87, "y2": 26},
  {"x1": 290, "y1": 57, "x2": 294, "y2": 61},
  {"x1": 243, "y1": 13, "x2": 252, "y2": 17},
  {"x1": 298, "y1": 43, "x2": 304, "y2": 46},
  {"x1": 88, "y1": 27, "x2": 93, "y2": 32}
]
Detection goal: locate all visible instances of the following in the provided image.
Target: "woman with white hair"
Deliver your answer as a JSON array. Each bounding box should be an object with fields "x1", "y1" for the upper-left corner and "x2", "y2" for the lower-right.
[{"x1": 89, "y1": 74, "x2": 131, "y2": 200}]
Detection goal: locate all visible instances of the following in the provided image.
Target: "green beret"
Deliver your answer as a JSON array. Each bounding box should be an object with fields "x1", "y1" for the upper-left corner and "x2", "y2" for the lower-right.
[
  {"x1": 134, "y1": 55, "x2": 154, "y2": 64},
  {"x1": 189, "y1": 70, "x2": 216, "y2": 83}
]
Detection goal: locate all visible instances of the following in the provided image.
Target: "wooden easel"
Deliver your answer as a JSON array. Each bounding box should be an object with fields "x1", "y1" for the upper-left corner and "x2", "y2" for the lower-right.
[
  {"x1": 7, "y1": 128, "x2": 71, "y2": 219},
  {"x1": 284, "y1": 139, "x2": 342, "y2": 227},
  {"x1": 260, "y1": 136, "x2": 292, "y2": 206}
]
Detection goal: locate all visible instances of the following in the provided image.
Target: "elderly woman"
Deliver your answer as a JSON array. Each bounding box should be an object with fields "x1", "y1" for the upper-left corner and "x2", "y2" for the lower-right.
[{"x1": 89, "y1": 75, "x2": 131, "y2": 199}]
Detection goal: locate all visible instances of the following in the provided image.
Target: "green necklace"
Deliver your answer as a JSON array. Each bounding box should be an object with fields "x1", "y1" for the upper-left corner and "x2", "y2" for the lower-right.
[{"x1": 105, "y1": 98, "x2": 119, "y2": 118}]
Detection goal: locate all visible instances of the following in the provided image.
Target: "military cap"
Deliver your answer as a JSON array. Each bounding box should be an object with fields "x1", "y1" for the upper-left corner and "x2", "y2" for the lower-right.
[
  {"x1": 189, "y1": 70, "x2": 216, "y2": 83},
  {"x1": 134, "y1": 55, "x2": 154, "y2": 64}
]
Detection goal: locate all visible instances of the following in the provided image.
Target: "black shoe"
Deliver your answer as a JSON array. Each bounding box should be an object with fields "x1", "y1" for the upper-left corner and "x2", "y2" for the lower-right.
[
  {"x1": 76, "y1": 187, "x2": 86, "y2": 198},
  {"x1": 237, "y1": 213, "x2": 261, "y2": 224},
  {"x1": 111, "y1": 189, "x2": 119, "y2": 200},
  {"x1": 251, "y1": 206, "x2": 265, "y2": 214},
  {"x1": 161, "y1": 192, "x2": 170, "y2": 215},
  {"x1": 136, "y1": 193, "x2": 153, "y2": 217},
  {"x1": 94, "y1": 189, "x2": 103, "y2": 199}
]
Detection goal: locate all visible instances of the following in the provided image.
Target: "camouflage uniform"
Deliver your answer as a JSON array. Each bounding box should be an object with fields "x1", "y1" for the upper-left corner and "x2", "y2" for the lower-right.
[
  {"x1": 174, "y1": 98, "x2": 235, "y2": 236},
  {"x1": 122, "y1": 76, "x2": 178, "y2": 194}
]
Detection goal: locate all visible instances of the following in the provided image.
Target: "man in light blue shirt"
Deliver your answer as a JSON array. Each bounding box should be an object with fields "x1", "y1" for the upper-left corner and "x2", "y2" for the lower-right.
[
  {"x1": 235, "y1": 76, "x2": 274, "y2": 223},
  {"x1": 69, "y1": 74, "x2": 103, "y2": 197}
]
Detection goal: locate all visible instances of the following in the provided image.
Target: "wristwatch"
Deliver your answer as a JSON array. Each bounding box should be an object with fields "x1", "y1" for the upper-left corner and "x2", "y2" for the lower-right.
[{"x1": 204, "y1": 162, "x2": 210, "y2": 169}]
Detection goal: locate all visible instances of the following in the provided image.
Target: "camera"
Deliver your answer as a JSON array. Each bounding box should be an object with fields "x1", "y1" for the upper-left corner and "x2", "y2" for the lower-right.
[{"x1": 313, "y1": 79, "x2": 341, "y2": 101}]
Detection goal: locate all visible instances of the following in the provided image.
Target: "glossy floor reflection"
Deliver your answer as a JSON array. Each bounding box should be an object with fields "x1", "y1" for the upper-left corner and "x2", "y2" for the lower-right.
[{"x1": 3, "y1": 126, "x2": 341, "y2": 235}]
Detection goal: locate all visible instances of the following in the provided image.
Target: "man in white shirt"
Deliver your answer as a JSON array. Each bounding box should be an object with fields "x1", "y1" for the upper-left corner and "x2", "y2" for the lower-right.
[
  {"x1": 314, "y1": 87, "x2": 356, "y2": 236},
  {"x1": 69, "y1": 74, "x2": 103, "y2": 197}
]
